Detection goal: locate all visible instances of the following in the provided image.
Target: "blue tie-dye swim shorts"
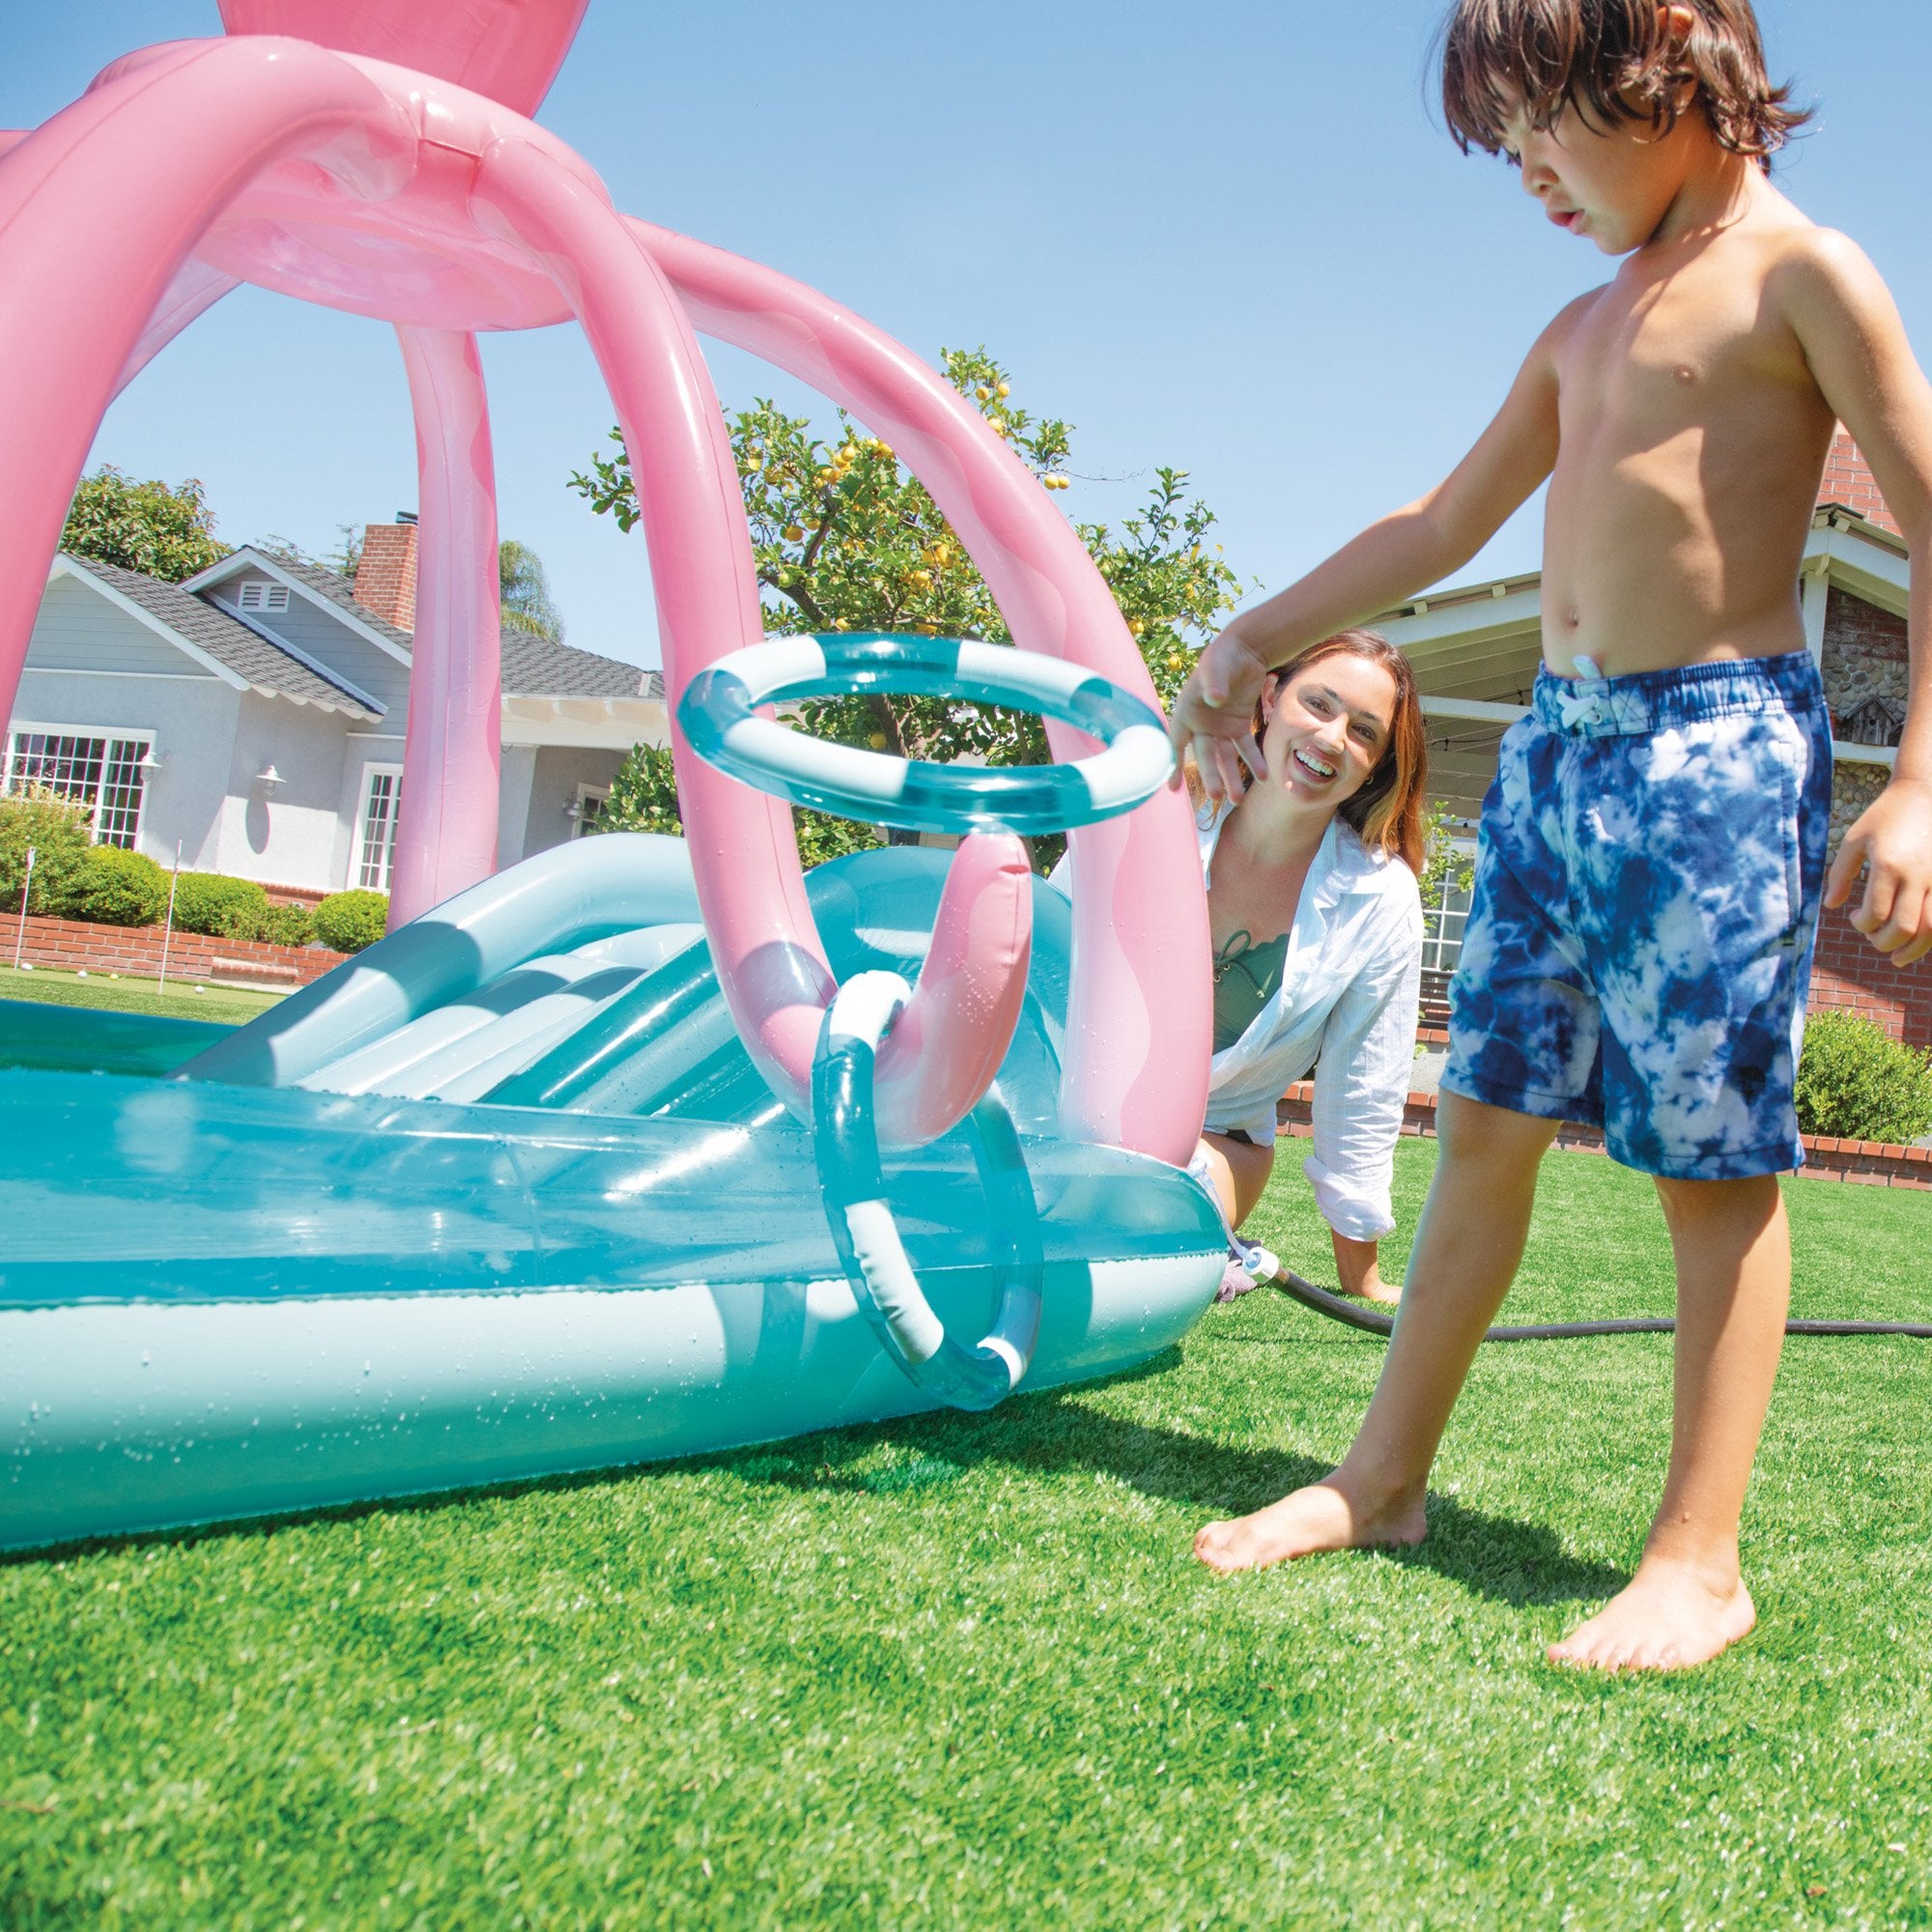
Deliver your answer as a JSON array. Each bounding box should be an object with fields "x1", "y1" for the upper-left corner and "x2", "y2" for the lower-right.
[{"x1": 1442, "y1": 649, "x2": 1832, "y2": 1179}]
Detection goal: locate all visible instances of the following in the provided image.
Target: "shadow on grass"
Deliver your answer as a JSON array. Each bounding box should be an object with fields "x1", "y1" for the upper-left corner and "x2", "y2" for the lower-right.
[
  {"x1": 718, "y1": 1368, "x2": 1628, "y2": 1609},
  {"x1": 6, "y1": 1351, "x2": 1625, "y2": 1609}
]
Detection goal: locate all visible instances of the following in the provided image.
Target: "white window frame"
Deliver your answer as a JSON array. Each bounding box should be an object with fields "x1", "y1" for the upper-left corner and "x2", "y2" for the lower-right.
[
  {"x1": 1420, "y1": 841, "x2": 1477, "y2": 978},
  {"x1": 237, "y1": 581, "x2": 292, "y2": 613},
  {"x1": 4, "y1": 723, "x2": 155, "y2": 849},
  {"x1": 570, "y1": 782, "x2": 611, "y2": 838},
  {"x1": 355, "y1": 763, "x2": 403, "y2": 892}
]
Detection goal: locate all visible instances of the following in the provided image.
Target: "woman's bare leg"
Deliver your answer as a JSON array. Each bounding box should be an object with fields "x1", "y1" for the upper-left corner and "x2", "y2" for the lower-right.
[
  {"x1": 1196, "y1": 1129, "x2": 1276, "y2": 1227},
  {"x1": 1548, "y1": 1174, "x2": 1786, "y2": 1670},
  {"x1": 1331, "y1": 1230, "x2": 1401, "y2": 1304},
  {"x1": 1195, "y1": 1092, "x2": 1558, "y2": 1572}
]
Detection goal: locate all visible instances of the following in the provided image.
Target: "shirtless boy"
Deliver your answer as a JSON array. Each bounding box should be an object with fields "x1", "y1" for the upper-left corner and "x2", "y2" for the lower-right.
[{"x1": 1171, "y1": 0, "x2": 1932, "y2": 1671}]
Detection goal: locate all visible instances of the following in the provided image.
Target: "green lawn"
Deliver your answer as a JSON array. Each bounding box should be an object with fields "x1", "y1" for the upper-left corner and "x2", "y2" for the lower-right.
[
  {"x1": 0, "y1": 965, "x2": 284, "y2": 1027},
  {"x1": 3, "y1": 1142, "x2": 1928, "y2": 1927}
]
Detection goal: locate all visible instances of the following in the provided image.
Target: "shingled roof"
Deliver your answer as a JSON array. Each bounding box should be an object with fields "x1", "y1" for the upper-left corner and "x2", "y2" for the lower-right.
[
  {"x1": 62, "y1": 555, "x2": 380, "y2": 719},
  {"x1": 252, "y1": 550, "x2": 664, "y2": 699},
  {"x1": 500, "y1": 625, "x2": 663, "y2": 698}
]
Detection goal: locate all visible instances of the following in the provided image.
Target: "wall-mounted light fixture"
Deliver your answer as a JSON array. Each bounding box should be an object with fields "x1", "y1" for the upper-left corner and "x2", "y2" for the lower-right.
[
  {"x1": 137, "y1": 747, "x2": 164, "y2": 774},
  {"x1": 256, "y1": 763, "x2": 284, "y2": 791}
]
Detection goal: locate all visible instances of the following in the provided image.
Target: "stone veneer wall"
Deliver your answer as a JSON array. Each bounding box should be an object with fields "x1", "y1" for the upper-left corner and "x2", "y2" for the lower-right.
[{"x1": 1821, "y1": 585, "x2": 1909, "y2": 727}]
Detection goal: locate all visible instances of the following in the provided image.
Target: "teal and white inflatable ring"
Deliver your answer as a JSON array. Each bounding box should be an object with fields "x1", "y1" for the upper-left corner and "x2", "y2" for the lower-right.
[
  {"x1": 678, "y1": 631, "x2": 1173, "y2": 835},
  {"x1": 812, "y1": 972, "x2": 1044, "y2": 1410}
]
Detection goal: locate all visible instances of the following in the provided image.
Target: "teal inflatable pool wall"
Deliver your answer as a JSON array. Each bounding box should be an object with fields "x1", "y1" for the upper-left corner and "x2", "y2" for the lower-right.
[{"x1": 1, "y1": 837, "x2": 1222, "y2": 1550}]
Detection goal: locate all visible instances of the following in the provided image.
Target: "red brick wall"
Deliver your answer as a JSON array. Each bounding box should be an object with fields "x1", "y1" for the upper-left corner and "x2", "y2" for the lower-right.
[
  {"x1": 1818, "y1": 428, "x2": 1900, "y2": 534},
  {"x1": 6, "y1": 915, "x2": 346, "y2": 987},
  {"x1": 1807, "y1": 906, "x2": 1932, "y2": 1048},
  {"x1": 352, "y1": 523, "x2": 418, "y2": 633}
]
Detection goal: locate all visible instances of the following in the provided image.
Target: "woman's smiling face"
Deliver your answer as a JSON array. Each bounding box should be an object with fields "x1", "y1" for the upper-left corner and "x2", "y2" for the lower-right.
[{"x1": 1256, "y1": 654, "x2": 1398, "y2": 808}]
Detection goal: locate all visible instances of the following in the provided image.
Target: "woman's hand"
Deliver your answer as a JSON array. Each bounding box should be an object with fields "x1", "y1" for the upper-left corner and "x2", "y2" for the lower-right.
[
  {"x1": 1332, "y1": 1231, "x2": 1402, "y2": 1306},
  {"x1": 1167, "y1": 627, "x2": 1271, "y2": 805}
]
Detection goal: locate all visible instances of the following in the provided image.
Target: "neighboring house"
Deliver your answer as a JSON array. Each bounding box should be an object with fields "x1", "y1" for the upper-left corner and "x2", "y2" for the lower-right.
[
  {"x1": 4, "y1": 520, "x2": 667, "y2": 896},
  {"x1": 1374, "y1": 430, "x2": 1929, "y2": 1044}
]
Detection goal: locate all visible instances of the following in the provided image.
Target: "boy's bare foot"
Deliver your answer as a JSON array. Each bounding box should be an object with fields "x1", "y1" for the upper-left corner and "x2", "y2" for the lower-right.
[
  {"x1": 1548, "y1": 1556, "x2": 1756, "y2": 1672},
  {"x1": 1193, "y1": 1476, "x2": 1426, "y2": 1575}
]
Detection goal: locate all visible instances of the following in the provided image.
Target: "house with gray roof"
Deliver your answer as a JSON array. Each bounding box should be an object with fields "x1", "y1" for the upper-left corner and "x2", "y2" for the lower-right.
[{"x1": 5, "y1": 521, "x2": 667, "y2": 897}]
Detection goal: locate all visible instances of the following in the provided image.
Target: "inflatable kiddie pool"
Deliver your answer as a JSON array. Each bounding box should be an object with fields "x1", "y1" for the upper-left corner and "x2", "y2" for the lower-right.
[
  {"x1": 0, "y1": 824, "x2": 1224, "y2": 1551},
  {"x1": 0, "y1": 1, "x2": 1223, "y2": 1548}
]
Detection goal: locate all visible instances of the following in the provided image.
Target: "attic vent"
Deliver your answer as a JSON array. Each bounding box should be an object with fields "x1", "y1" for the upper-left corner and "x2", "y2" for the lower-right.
[{"x1": 238, "y1": 582, "x2": 291, "y2": 613}]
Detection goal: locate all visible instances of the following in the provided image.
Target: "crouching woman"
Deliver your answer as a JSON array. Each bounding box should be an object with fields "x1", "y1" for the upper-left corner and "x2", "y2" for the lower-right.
[{"x1": 1187, "y1": 628, "x2": 1429, "y2": 1302}]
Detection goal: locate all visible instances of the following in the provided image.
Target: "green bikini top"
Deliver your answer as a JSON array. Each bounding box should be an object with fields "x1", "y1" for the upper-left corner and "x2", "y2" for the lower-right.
[{"x1": 1211, "y1": 927, "x2": 1291, "y2": 1054}]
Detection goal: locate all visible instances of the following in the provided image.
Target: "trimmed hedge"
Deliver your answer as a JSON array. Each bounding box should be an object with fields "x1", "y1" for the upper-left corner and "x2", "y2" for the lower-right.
[
  {"x1": 170, "y1": 870, "x2": 270, "y2": 941},
  {"x1": 259, "y1": 901, "x2": 316, "y2": 948},
  {"x1": 0, "y1": 788, "x2": 94, "y2": 916},
  {"x1": 1795, "y1": 1009, "x2": 1932, "y2": 1146},
  {"x1": 313, "y1": 889, "x2": 388, "y2": 953},
  {"x1": 71, "y1": 845, "x2": 168, "y2": 927}
]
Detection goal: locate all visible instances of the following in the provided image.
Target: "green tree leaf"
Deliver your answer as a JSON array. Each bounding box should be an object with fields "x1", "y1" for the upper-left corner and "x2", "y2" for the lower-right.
[
  {"x1": 60, "y1": 468, "x2": 228, "y2": 583},
  {"x1": 570, "y1": 348, "x2": 1251, "y2": 866},
  {"x1": 499, "y1": 539, "x2": 565, "y2": 642}
]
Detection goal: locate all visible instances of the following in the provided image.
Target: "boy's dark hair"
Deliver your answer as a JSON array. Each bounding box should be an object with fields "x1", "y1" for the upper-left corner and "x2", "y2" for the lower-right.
[{"x1": 1439, "y1": 0, "x2": 1809, "y2": 172}]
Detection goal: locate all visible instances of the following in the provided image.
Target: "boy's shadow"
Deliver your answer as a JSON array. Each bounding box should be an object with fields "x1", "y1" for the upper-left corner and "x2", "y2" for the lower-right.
[{"x1": 733, "y1": 1355, "x2": 1628, "y2": 1610}]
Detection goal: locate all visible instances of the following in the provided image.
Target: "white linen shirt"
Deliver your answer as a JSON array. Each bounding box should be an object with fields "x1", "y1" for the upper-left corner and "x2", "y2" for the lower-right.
[{"x1": 1196, "y1": 807, "x2": 1424, "y2": 1241}]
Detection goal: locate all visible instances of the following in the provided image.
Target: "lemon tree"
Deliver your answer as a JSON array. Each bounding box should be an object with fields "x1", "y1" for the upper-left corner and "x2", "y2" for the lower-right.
[{"x1": 572, "y1": 348, "x2": 1247, "y2": 861}]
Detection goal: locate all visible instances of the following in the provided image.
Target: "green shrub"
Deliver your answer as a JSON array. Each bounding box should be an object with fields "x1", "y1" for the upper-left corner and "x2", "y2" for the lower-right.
[
  {"x1": 0, "y1": 787, "x2": 94, "y2": 916},
  {"x1": 314, "y1": 889, "x2": 388, "y2": 953},
  {"x1": 259, "y1": 901, "x2": 316, "y2": 948},
  {"x1": 1794, "y1": 1009, "x2": 1932, "y2": 1146},
  {"x1": 70, "y1": 844, "x2": 168, "y2": 926},
  {"x1": 170, "y1": 871, "x2": 270, "y2": 941}
]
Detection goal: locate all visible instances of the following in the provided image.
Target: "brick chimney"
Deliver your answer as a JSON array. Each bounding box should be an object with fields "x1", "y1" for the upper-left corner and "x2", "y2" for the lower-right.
[
  {"x1": 1817, "y1": 427, "x2": 1900, "y2": 536},
  {"x1": 353, "y1": 516, "x2": 419, "y2": 632}
]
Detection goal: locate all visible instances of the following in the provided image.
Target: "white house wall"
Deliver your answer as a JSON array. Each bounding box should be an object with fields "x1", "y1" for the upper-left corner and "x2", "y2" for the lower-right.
[
  {"x1": 214, "y1": 691, "x2": 355, "y2": 893},
  {"x1": 525, "y1": 746, "x2": 624, "y2": 859},
  {"x1": 497, "y1": 745, "x2": 539, "y2": 867},
  {"x1": 14, "y1": 664, "x2": 242, "y2": 872}
]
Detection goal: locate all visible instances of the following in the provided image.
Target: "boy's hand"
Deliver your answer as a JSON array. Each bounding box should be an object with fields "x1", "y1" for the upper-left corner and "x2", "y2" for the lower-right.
[
  {"x1": 1825, "y1": 777, "x2": 1932, "y2": 967},
  {"x1": 1166, "y1": 627, "x2": 1272, "y2": 804}
]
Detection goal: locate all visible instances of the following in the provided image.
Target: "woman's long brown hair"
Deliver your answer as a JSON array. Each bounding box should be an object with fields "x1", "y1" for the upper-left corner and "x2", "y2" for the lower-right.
[{"x1": 1236, "y1": 629, "x2": 1430, "y2": 874}]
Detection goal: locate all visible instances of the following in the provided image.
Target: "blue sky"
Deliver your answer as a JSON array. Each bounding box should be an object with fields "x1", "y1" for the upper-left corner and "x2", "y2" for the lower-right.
[{"x1": 5, "y1": 2, "x2": 1926, "y2": 668}]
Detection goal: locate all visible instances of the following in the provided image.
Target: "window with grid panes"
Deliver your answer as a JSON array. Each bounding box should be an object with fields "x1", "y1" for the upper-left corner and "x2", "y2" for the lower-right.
[
  {"x1": 4, "y1": 730, "x2": 151, "y2": 848},
  {"x1": 356, "y1": 766, "x2": 402, "y2": 891},
  {"x1": 571, "y1": 784, "x2": 610, "y2": 838},
  {"x1": 1421, "y1": 865, "x2": 1473, "y2": 976}
]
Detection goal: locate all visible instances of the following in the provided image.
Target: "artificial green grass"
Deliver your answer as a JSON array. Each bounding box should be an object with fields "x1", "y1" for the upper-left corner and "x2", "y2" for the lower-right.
[
  {"x1": 0, "y1": 965, "x2": 283, "y2": 1027},
  {"x1": 4, "y1": 1142, "x2": 1928, "y2": 1927}
]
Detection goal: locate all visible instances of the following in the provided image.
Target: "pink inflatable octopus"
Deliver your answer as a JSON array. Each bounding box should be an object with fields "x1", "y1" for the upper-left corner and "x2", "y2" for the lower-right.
[{"x1": 0, "y1": 0, "x2": 1209, "y2": 1161}]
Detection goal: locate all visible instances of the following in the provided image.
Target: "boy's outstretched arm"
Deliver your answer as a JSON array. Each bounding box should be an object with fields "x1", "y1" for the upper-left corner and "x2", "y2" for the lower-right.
[
  {"x1": 1788, "y1": 232, "x2": 1932, "y2": 967},
  {"x1": 1168, "y1": 306, "x2": 1569, "y2": 801}
]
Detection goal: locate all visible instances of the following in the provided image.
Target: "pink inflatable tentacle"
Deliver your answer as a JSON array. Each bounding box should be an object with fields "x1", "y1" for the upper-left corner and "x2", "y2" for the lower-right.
[
  {"x1": 626, "y1": 220, "x2": 1211, "y2": 1165},
  {"x1": 0, "y1": 38, "x2": 412, "y2": 736},
  {"x1": 471, "y1": 141, "x2": 1030, "y2": 1145},
  {"x1": 389, "y1": 327, "x2": 502, "y2": 929},
  {"x1": 874, "y1": 834, "x2": 1035, "y2": 1146},
  {"x1": 114, "y1": 260, "x2": 242, "y2": 398}
]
